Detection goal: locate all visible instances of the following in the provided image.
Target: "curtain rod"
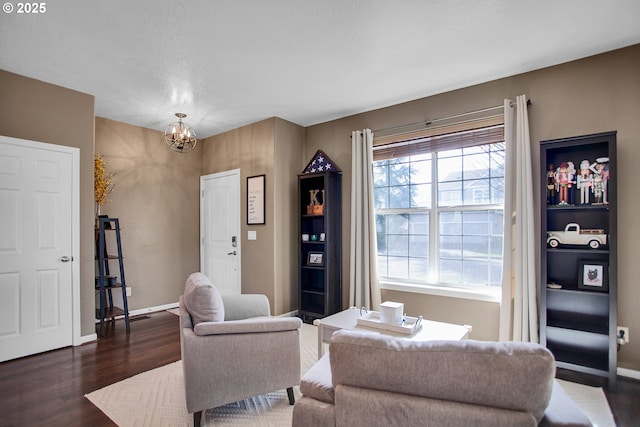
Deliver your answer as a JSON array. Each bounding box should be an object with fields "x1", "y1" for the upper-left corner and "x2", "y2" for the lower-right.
[{"x1": 372, "y1": 99, "x2": 532, "y2": 135}]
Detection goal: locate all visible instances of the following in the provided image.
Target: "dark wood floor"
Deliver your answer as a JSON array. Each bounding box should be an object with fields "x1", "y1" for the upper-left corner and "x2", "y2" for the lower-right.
[
  {"x1": 0, "y1": 311, "x2": 638, "y2": 426},
  {"x1": 0, "y1": 312, "x2": 181, "y2": 427}
]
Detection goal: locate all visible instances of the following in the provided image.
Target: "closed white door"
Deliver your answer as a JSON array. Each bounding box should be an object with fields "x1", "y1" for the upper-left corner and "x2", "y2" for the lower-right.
[
  {"x1": 0, "y1": 136, "x2": 77, "y2": 362},
  {"x1": 201, "y1": 169, "x2": 241, "y2": 295}
]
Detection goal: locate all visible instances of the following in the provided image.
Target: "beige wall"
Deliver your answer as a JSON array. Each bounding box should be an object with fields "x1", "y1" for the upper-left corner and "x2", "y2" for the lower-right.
[
  {"x1": 94, "y1": 118, "x2": 201, "y2": 310},
  {"x1": 0, "y1": 70, "x2": 96, "y2": 337},
  {"x1": 201, "y1": 117, "x2": 304, "y2": 314},
  {"x1": 274, "y1": 119, "x2": 305, "y2": 314},
  {"x1": 305, "y1": 44, "x2": 640, "y2": 369}
]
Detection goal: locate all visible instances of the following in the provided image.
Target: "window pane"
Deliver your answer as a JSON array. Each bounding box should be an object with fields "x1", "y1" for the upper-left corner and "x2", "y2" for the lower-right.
[
  {"x1": 463, "y1": 259, "x2": 489, "y2": 285},
  {"x1": 390, "y1": 162, "x2": 411, "y2": 185},
  {"x1": 373, "y1": 164, "x2": 388, "y2": 186},
  {"x1": 410, "y1": 160, "x2": 431, "y2": 184},
  {"x1": 463, "y1": 153, "x2": 490, "y2": 179},
  {"x1": 440, "y1": 234, "x2": 462, "y2": 258},
  {"x1": 440, "y1": 259, "x2": 462, "y2": 283},
  {"x1": 387, "y1": 256, "x2": 409, "y2": 279},
  {"x1": 388, "y1": 235, "x2": 408, "y2": 257},
  {"x1": 490, "y1": 149, "x2": 505, "y2": 178},
  {"x1": 409, "y1": 257, "x2": 428, "y2": 281},
  {"x1": 387, "y1": 214, "x2": 408, "y2": 234},
  {"x1": 490, "y1": 211, "x2": 504, "y2": 235},
  {"x1": 374, "y1": 186, "x2": 389, "y2": 209},
  {"x1": 377, "y1": 256, "x2": 388, "y2": 277},
  {"x1": 490, "y1": 177, "x2": 505, "y2": 204},
  {"x1": 438, "y1": 210, "x2": 504, "y2": 286},
  {"x1": 438, "y1": 181, "x2": 462, "y2": 207},
  {"x1": 464, "y1": 235, "x2": 490, "y2": 258},
  {"x1": 463, "y1": 179, "x2": 490, "y2": 205},
  {"x1": 463, "y1": 211, "x2": 490, "y2": 235},
  {"x1": 440, "y1": 211, "x2": 462, "y2": 235},
  {"x1": 490, "y1": 236, "x2": 503, "y2": 256},
  {"x1": 409, "y1": 235, "x2": 428, "y2": 258},
  {"x1": 438, "y1": 156, "x2": 462, "y2": 182},
  {"x1": 409, "y1": 213, "x2": 429, "y2": 234},
  {"x1": 411, "y1": 184, "x2": 431, "y2": 208},
  {"x1": 489, "y1": 259, "x2": 503, "y2": 286},
  {"x1": 389, "y1": 185, "x2": 411, "y2": 208},
  {"x1": 376, "y1": 214, "x2": 387, "y2": 255}
]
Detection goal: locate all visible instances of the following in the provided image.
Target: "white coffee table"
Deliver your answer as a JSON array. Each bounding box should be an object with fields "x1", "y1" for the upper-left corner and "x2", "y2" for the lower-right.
[{"x1": 315, "y1": 307, "x2": 472, "y2": 357}]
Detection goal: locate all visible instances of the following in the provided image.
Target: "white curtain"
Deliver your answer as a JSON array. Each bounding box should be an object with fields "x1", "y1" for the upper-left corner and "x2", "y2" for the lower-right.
[
  {"x1": 349, "y1": 129, "x2": 381, "y2": 310},
  {"x1": 499, "y1": 95, "x2": 538, "y2": 342}
]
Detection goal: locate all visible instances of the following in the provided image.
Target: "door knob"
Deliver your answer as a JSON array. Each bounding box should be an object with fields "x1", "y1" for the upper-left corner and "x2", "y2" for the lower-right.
[
  {"x1": 227, "y1": 251, "x2": 237, "y2": 256},
  {"x1": 60, "y1": 256, "x2": 72, "y2": 262}
]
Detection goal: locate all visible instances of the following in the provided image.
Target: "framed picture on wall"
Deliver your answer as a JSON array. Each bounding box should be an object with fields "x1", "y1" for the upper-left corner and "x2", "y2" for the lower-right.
[
  {"x1": 578, "y1": 260, "x2": 608, "y2": 291},
  {"x1": 247, "y1": 174, "x2": 265, "y2": 225}
]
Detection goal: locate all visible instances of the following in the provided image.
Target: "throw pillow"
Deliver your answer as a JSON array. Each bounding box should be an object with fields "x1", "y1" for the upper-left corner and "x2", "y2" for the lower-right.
[{"x1": 183, "y1": 272, "x2": 225, "y2": 325}]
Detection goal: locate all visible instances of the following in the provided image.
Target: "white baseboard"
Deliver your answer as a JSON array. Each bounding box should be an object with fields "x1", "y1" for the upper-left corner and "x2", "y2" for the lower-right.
[
  {"x1": 79, "y1": 333, "x2": 97, "y2": 345},
  {"x1": 617, "y1": 367, "x2": 640, "y2": 380},
  {"x1": 128, "y1": 302, "x2": 179, "y2": 317},
  {"x1": 93, "y1": 301, "x2": 180, "y2": 324}
]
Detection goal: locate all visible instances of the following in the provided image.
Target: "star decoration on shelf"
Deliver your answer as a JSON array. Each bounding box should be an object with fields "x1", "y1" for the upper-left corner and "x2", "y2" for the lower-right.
[{"x1": 302, "y1": 150, "x2": 342, "y2": 174}]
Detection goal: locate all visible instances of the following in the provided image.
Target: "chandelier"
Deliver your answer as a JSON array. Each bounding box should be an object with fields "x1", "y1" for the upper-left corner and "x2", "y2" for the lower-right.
[{"x1": 164, "y1": 113, "x2": 197, "y2": 153}]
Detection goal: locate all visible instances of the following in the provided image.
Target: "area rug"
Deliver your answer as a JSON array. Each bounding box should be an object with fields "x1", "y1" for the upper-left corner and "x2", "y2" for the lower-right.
[
  {"x1": 86, "y1": 323, "x2": 615, "y2": 426},
  {"x1": 556, "y1": 379, "x2": 616, "y2": 427},
  {"x1": 85, "y1": 323, "x2": 317, "y2": 426}
]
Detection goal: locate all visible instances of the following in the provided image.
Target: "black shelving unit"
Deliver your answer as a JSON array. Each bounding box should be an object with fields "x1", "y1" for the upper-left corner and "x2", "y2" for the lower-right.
[
  {"x1": 95, "y1": 216, "x2": 130, "y2": 336},
  {"x1": 298, "y1": 151, "x2": 342, "y2": 323},
  {"x1": 539, "y1": 131, "x2": 617, "y2": 387}
]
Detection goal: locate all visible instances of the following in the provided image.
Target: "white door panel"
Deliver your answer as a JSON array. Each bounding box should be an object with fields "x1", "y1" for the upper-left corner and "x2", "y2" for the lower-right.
[
  {"x1": 201, "y1": 170, "x2": 241, "y2": 295},
  {"x1": 0, "y1": 136, "x2": 77, "y2": 362}
]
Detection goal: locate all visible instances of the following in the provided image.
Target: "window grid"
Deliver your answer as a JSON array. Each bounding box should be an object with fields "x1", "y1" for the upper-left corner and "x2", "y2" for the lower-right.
[{"x1": 374, "y1": 140, "x2": 505, "y2": 289}]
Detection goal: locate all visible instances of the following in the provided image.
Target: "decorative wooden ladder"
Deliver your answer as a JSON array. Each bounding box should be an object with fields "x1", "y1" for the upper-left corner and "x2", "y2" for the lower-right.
[{"x1": 95, "y1": 216, "x2": 130, "y2": 336}]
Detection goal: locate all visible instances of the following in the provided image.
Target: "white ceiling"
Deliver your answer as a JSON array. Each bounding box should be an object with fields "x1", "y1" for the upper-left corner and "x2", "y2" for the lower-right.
[{"x1": 2, "y1": 0, "x2": 640, "y2": 138}]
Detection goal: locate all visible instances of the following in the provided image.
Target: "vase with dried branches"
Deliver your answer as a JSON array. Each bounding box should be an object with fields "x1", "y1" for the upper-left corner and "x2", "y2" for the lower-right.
[{"x1": 94, "y1": 155, "x2": 115, "y2": 219}]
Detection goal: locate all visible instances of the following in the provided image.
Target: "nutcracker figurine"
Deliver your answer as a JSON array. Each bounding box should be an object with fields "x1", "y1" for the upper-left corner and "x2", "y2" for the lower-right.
[{"x1": 576, "y1": 160, "x2": 593, "y2": 204}]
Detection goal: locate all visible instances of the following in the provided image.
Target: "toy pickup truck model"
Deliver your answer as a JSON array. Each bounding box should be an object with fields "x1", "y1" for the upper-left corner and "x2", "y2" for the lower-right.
[{"x1": 547, "y1": 223, "x2": 607, "y2": 249}]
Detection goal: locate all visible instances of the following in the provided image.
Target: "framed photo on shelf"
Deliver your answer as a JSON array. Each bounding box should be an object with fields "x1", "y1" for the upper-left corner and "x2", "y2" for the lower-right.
[
  {"x1": 578, "y1": 260, "x2": 608, "y2": 291},
  {"x1": 307, "y1": 252, "x2": 324, "y2": 266}
]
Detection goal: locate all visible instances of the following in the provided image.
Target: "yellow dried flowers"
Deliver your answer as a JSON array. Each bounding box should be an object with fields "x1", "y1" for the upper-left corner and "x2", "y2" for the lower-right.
[{"x1": 94, "y1": 155, "x2": 115, "y2": 206}]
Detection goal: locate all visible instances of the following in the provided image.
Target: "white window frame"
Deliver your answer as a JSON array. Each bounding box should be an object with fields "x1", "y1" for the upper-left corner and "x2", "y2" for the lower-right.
[{"x1": 374, "y1": 123, "x2": 504, "y2": 302}]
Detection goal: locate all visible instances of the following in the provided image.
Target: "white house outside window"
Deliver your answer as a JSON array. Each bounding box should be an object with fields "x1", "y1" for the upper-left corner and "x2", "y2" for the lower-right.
[{"x1": 373, "y1": 124, "x2": 505, "y2": 291}]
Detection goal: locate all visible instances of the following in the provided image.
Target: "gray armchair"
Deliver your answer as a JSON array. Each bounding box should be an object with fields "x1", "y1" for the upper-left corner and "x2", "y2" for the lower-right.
[{"x1": 179, "y1": 273, "x2": 302, "y2": 427}]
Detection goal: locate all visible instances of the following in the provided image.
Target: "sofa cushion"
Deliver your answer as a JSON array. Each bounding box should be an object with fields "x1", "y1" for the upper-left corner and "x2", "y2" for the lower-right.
[
  {"x1": 183, "y1": 272, "x2": 224, "y2": 326},
  {"x1": 300, "y1": 353, "x2": 334, "y2": 404},
  {"x1": 329, "y1": 330, "x2": 555, "y2": 424}
]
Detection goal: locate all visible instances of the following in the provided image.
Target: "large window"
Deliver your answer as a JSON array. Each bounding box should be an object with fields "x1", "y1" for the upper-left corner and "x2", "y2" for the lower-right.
[{"x1": 373, "y1": 125, "x2": 505, "y2": 290}]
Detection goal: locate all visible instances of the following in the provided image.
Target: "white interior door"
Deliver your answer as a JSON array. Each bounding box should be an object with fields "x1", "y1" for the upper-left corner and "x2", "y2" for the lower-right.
[
  {"x1": 201, "y1": 169, "x2": 241, "y2": 295},
  {"x1": 0, "y1": 136, "x2": 78, "y2": 362}
]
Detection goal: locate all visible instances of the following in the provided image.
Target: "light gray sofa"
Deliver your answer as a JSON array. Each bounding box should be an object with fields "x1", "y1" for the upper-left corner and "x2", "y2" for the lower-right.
[
  {"x1": 179, "y1": 272, "x2": 302, "y2": 427},
  {"x1": 293, "y1": 329, "x2": 592, "y2": 427}
]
